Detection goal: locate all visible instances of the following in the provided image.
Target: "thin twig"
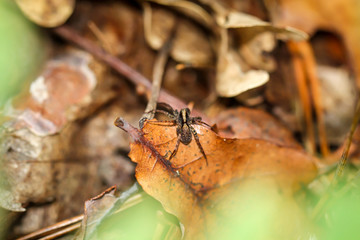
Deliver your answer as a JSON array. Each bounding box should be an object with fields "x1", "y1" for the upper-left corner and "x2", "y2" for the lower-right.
[
  {"x1": 312, "y1": 96, "x2": 360, "y2": 220},
  {"x1": 16, "y1": 183, "x2": 142, "y2": 240},
  {"x1": 53, "y1": 25, "x2": 209, "y2": 121},
  {"x1": 53, "y1": 25, "x2": 186, "y2": 110},
  {"x1": 144, "y1": 43, "x2": 170, "y2": 114},
  {"x1": 87, "y1": 21, "x2": 115, "y2": 54},
  {"x1": 333, "y1": 97, "x2": 360, "y2": 184},
  {"x1": 288, "y1": 41, "x2": 329, "y2": 156},
  {"x1": 288, "y1": 41, "x2": 316, "y2": 154},
  {"x1": 301, "y1": 41, "x2": 329, "y2": 156},
  {"x1": 16, "y1": 215, "x2": 83, "y2": 240},
  {"x1": 140, "y1": 32, "x2": 174, "y2": 128},
  {"x1": 38, "y1": 223, "x2": 82, "y2": 240}
]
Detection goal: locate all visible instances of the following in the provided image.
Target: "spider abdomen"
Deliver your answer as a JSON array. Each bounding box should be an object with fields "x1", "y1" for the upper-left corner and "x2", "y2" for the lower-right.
[{"x1": 177, "y1": 124, "x2": 192, "y2": 145}]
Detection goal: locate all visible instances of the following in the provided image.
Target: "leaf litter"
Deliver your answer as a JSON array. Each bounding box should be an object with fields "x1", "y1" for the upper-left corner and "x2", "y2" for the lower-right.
[
  {"x1": 3, "y1": 0, "x2": 360, "y2": 239},
  {"x1": 115, "y1": 116, "x2": 317, "y2": 239}
]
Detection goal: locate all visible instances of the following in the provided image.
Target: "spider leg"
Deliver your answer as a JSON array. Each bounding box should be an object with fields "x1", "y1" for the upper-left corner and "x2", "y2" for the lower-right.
[
  {"x1": 153, "y1": 109, "x2": 176, "y2": 119},
  {"x1": 192, "y1": 119, "x2": 212, "y2": 129},
  {"x1": 140, "y1": 108, "x2": 175, "y2": 128},
  {"x1": 146, "y1": 120, "x2": 177, "y2": 126},
  {"x1": 192, "y1": 117, "x2": 202, "y2": 122},
  {"x1": 157, "y1": 102, "x2": 176, "y2": 113},
  {"x1": 169, "y1": 134, "x2": 181, "y2": 161},
  {"x1": 189, "y1": 125, "x2": 208, "y2": 165},
  {"x1": 149, "y1": 153, "x2": 158, "y2": 172},
  {"x1": 152, "y1": 136, "x2": 177, "y2": 147},
  {"x1": 172, "y1": 155, "x2": 203, "y2": 169}
]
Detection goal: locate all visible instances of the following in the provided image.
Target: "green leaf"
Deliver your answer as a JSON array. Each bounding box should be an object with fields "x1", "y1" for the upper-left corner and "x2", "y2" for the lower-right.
[{"x1": 0, "y1": 0, "x2": 47, "y2": 107}]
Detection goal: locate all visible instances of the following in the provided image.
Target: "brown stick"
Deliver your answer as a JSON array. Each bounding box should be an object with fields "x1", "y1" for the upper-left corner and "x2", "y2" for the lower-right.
[
  {"x1": 16, "y1": 215, "x2": 83, "y2": 240},
  {"x1": 300, "y1": 41, "x2": 329, "y2": 156},
  {"x1": 53, "y1": 25, "x2": 210, "y2": 122},
  {"x1": 288, "y1": 41, "x2": 316, "y2": 154},
  {"x1": 288, "y1": 41, "x2": 329, "y2": 156},
  {"x1": 39, "y1": 223, "x2": 82, "y2": 240},
  {"x1": 53, "y1": 25, "x2": 186, "y2": 110},
  {"x1": 334, "y1": 97, "x2": 360, "y2": 183},
  {"x1": 141, "y1": 34, "x2": 173, "y2": 127},
  {"x1": 312, "y1": 97, "x2": 360, "y2": 220}
]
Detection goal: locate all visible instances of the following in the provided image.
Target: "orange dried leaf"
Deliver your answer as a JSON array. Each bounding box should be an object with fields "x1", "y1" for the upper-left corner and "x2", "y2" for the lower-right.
[
  {"x1": 116, "y1": 118, "x2": 317, "y2": 238},
  {"x1": 215, "y1": 107, "x2": 301, "y2": 148},
  {"x1": 265, "y1": 0, "x2": 360, "y2": 87}
]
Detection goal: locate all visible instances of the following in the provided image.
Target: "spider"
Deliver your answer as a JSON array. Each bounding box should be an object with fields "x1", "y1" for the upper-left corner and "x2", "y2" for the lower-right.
[{"x1": 146, "y1": 103, "x2": 211, "y2": 165}]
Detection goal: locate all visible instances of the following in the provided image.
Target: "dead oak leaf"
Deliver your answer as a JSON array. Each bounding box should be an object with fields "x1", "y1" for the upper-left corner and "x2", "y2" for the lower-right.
[
  {"x1": 216, "y1": 10, "x2": 307, "y2": 42},
  {"x1": 216, "y1": 47, "x2": 269, "y2": 97},
  {"x1": 115, "y1": 118, "x2": 317, "y2": 238},
  {"x1": 143, "y1": 3, "x2": 214, "y2": 67},
  {"x1": 264, "y1": 0, "x2": 360, "y2": 87},
  {"x1": 215, "y1": 107, "x2": 301, "y2": 149},
  {"x1": 15, "y1": 0, "x2": 75, "y2": 27}
]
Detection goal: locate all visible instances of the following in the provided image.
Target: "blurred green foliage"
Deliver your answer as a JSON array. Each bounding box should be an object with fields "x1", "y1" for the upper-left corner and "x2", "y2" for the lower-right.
[
  {"x1": 324, "y1": 193, "x2": 360, "y2": 240},
  {"x1": 0, "y1": 0, "x2": 46, "y2": 107},
  {"x1": 92, "y1": 195, "x2": 179, "y2": 240},
  {"x1": 98, "y1": 182, "x2": 360, "y2": 240},
  {"x1": 320, "y1": 178, "x2": 360, "y2": 240}
]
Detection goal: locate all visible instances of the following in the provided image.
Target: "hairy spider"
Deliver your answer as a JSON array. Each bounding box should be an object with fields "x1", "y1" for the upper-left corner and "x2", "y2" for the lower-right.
[{"x1": 148, "y1": 103, "x2": 211, "y2": 165}]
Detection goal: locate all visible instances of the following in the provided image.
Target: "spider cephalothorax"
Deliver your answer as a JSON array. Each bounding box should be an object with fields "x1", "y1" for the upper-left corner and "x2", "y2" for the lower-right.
[{"x1": 148, "y1": 103, "x2": 210, "y2": 165}]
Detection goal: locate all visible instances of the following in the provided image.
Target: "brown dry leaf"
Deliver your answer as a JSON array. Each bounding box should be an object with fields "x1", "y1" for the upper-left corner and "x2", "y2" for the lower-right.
[
  {"x1": 213, "y1": 6, "x2": 307, "y2": 97},
  {"x1": 264, "y1": 0, "x2": 360, "y2": 154},
  {"x1": 146, "y1": 0, "x2": 214, "y2": 28},
  {"x1": 0, "y1": 189, "x2": 25, "y2": 212},
  {"x1": 216, "y1": 10, "x2": 307, "y2": 42},
  {"x1": 143, "y1": 3, "x2": 176, "y2": 50},
  {"x1": 15, "y1": 0, "x2": 75, "y2": 27},
  {"x1": 0, "y1": 47, "x2": 120, "y2": 233},
  {"x1": 2, "y1": 1, "x2": 155, "y2": 234},
  {"x1": 76, "y1": 186, "x2": 118, "y2": 240},
  {"x1": 143, "y1": 0, "x2": 307, "y2": 97},
  {"x1": 197, "y1": 0, "x2": 307, "y2": 41},
  {"x1": 8, "y1": 49, "x2": 98, "y2": 136},
  {"x1": 0, "y1": 49, "x2": 99, "y2": 211},
  {"x1": 143, "y1": 3, "x2": 214, "y2": 66},
  {"x1": 75, "y1": 184, "x2": 181, "y2": 240},
  {"x1": 116, "y1": 118, "x2": 317, "y2": 239},
  {"x1": 203, "y1": 2, "x2": 307, "y2": 97},
  {"x1": 216, "y1": 48, "x2": 269, "y2": 97},
  {"x1": 239, "y1": 31, "x2": 276, "y2": 71},
  {"x1": 215, "y1": 107, "x2": 301, "y2": 149},
  {"x1": 216, "y1": 29, "x2": 269, "y2": 97},
  {"x1": 264, "y1": 0, "x2": 360, "y2": 87}
]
